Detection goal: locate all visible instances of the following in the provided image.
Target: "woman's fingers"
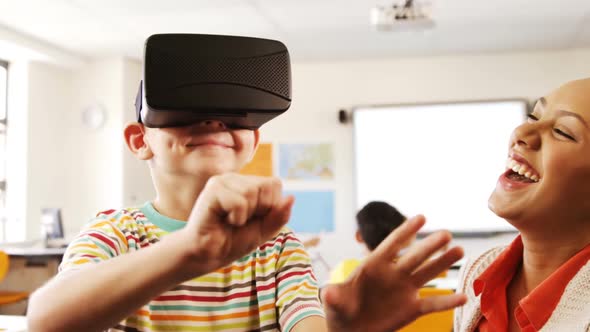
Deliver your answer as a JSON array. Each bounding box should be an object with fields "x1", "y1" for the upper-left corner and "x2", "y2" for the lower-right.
[
  {"x1": 369, "y1": 215, "x2": 426, "y2": 264},
  {"x1": 395, "y1": 230, "x2": 452, "y2": 275},
  {"x1": 322, "y1": 283, "x2": 358, "y2": 319},
  {"x1": 418, "y1": 293, "x2": 467, "y2": 315},
  {"x1": 411, "y1": 246, "x2": 464, "y2": 286}
]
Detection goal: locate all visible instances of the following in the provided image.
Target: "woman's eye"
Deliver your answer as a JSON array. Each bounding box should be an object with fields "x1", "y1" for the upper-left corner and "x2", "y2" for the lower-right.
[
  {"x1": 554, "y1": 128, "x2": 576, "y2": 141},
  {"x1": 527, "y1": 113, "x2": 539, "y2": 122}
]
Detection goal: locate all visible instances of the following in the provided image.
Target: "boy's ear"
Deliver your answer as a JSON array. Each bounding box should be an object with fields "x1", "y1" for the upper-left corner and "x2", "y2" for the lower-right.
[
  {"x1": 124, "y1": 122, "x2": 153, "y2": 160},
  {"x1": 355, "y1": 230, "x2": 363, "y2": 244},
  {"x1": 247, "y1": 129, "x2": 261, "y2": 162},
  {"x1": 253, "y1": 129, "x2": 261, "y2": 149}
]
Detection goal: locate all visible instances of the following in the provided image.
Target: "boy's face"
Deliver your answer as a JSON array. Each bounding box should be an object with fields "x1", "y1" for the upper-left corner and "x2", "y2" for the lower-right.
[
  {"x1": 489, "y1": 78, "x2": 590, "y2": 230},
  {"x1": 142, "y1": 120, "x2": 259, "y2": 178}
]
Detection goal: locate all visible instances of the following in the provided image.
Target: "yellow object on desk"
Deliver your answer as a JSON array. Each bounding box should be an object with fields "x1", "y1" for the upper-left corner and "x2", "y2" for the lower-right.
[
  {"x1": 398, "y1": 288, "x2": 454, "y2": 332},
  {"x1": 329, "y1": 258, "x2": 362, "y2": 284},
  {"x1": 0, "y1": 251, "x2": 28, "y2": 306}
]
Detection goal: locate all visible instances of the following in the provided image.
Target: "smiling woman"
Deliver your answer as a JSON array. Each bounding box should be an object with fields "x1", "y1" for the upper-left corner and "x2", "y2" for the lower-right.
[{"x1": 455, "y1": 78, "x2": 590, "y2": 332}]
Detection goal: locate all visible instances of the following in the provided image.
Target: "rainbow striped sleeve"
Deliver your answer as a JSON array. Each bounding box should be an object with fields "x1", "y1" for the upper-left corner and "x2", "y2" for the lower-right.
[
  {"x1": 59, "y1": 211, "x2": 130, "y2": 273},
  {"x1": 276, "y1": 232, "x2": 325, "y2": 331}
]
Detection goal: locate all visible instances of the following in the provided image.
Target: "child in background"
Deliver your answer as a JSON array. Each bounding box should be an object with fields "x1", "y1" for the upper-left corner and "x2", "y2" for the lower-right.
[{"x1": 330, "y1": 201, "x2": 412, "y2": 284}]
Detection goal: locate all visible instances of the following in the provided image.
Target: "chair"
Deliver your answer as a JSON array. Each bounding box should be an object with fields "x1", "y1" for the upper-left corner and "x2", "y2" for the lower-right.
[
  {"x1": 0, "y1": 251, "x2": 29, "y2": 305},
  {"x1": 398, "y1": 288, "x2": 454, "y2": 332}
]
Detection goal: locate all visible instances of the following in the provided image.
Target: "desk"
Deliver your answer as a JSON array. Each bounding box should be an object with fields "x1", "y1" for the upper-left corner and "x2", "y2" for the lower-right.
[
  {"x1": 1, "y1": 247, "x2": 66, "y2": 258},
  {"x1": 0, "y1": 315, "x2": 27, "y2": 331},
  {"x1": 0, "y1": 240, "x2": 67, "y2": 257},
  {"x1": 0, "y1": 244, "x2": 66, "y2": 315}
]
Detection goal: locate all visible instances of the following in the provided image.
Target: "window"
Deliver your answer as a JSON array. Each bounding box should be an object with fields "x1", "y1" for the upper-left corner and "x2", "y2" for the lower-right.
[{"x1": 0, "y1": 60, "x2": 7, "y2": 210}]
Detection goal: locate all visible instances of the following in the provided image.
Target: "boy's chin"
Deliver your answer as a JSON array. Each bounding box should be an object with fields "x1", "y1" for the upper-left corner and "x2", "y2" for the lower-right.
[{"x1": 183, "y1": 165, "x2": 239, "y2": 178}]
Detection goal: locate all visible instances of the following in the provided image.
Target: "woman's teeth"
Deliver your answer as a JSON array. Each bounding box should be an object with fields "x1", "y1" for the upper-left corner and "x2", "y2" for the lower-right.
[{"x1": 506, "y1": 158, "x2": 540, "y2": 182}]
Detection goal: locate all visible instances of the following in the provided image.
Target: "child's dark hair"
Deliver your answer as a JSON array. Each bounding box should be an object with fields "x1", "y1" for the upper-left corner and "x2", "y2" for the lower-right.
[{"x1": 356, "y1": 201, "x2": 406, "y2": 251}]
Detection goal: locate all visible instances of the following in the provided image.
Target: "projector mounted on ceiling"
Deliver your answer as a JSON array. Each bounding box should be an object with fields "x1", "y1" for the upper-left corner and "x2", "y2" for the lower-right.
[{"x1": 371, "y1": 0, "x2": 434, "y2": 31}]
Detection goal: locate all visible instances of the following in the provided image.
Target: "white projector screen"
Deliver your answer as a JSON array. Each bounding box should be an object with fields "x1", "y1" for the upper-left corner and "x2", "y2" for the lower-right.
[{"x1": 353, "y1": 100, "x2": 527, "y2": 234}]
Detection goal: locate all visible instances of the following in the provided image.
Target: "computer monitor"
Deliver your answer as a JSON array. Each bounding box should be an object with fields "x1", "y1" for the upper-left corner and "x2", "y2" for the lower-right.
[{"x1": 40, "y1": 208, "x2": 64, "y2": 241}]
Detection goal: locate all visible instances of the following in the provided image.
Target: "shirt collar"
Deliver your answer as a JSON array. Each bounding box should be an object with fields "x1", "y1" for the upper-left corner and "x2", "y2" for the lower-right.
[
  {"x1": 517, "y1": 241, "x2": 590, "y2": 330},
  {"x1": 474, "y1": 235, "x2": 524, "y2": 331},
  {"x1": 139, "y1": 201, "x2": 187, "y2": 233},
  {"x1": 474, "y1": 235, "x2": 590, "y2": 331},
  {"x1": 474, "y1": 235, "x2": 524, "y2": 297}
]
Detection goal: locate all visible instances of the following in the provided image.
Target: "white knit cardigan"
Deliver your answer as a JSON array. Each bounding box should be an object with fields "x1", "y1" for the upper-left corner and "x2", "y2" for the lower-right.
[{"x1": 454, "y1": 247, "x2": 590, "y2": 332}]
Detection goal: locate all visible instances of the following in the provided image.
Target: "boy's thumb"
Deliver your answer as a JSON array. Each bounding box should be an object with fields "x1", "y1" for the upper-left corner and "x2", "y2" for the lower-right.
[
  {"x1": 278, "y1": 195, "x2": 295, "y2": 218},
  {"x1": 322, "y1": 285, "x2": 343, "y2": 311},
  {"x1": 270, "y1": 195, "x2": 295, "y2": 224},
  {"x1": 260, "y1": 196, "x2": 294, "y2": 239}
]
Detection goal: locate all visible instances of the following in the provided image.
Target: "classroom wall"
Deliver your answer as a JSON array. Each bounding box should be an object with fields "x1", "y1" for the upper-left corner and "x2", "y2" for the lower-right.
[
  {"x1": 61, "y1": 58, "x2": 128, "y2": 237},
  {"x1": 24, "y1": 62, "x2": 72, "y2": 240}
]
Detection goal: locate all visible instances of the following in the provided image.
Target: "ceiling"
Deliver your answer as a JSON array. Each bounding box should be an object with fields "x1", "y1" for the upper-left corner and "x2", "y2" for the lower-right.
[{"x1": 0, "y1": 0, "x2": 589, "y2": 62}]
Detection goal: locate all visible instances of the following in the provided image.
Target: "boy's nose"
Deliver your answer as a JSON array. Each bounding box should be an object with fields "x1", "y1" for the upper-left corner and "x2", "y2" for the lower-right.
[{"x1": 200, "y1": 120, "x2": 227, "y2": 129}]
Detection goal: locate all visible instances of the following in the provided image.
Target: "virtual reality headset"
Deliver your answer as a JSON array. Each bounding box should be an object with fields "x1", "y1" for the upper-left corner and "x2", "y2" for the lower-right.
[{"x1": 135, "y1": 33, "x2": 292, "y2": 129}]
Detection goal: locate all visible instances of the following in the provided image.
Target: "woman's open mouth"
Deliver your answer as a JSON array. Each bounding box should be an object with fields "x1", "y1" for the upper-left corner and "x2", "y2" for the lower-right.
[
  {"x1": 505, "y1": 157, "x2": 540, "y2": 183},
  {"x1": 499, "y1": 157, "x2": 541, "y2": 190}
]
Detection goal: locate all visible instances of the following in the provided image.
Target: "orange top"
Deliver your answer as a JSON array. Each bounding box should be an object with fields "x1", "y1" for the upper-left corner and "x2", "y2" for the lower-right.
[{"x1": 474, "y1": 235, "x2": 590, "y2": 332}]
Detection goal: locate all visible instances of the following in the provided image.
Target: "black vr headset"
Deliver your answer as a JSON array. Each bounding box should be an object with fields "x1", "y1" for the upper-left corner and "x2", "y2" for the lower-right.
[{"x1": 135, "y1": 34, "x2": 292, "y2": 129}]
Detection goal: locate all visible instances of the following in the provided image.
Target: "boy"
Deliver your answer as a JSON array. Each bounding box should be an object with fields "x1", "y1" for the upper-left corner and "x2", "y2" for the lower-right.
[
  {"x1": 27, "y1": 32, "x2": 466, "y2": 330},
  {"x1": 330, "y1": 201, "x2": 411, "y2": 284},
  {"x1": 27, "y1": 116, "x2": 465, "y2": 331}
]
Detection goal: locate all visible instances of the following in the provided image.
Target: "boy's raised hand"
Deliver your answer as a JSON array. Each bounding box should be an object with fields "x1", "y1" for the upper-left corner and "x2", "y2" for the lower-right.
[
  {"x1": 322, "y1": 215, "x2": 467, "y2": 332},
  {"x1": 179, "y1": 173, "x2": 294, "y2": 274}
]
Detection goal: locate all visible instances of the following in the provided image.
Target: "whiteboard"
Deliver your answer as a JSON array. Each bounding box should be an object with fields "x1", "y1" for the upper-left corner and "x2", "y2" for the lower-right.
[{"x1": 353, "y1": 100, "x2": 527, "y2": 234}]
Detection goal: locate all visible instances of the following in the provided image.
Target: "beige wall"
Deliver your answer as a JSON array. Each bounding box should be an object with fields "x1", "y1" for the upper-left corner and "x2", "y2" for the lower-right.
[
  {"x1": 61, "y1": 58, "x2": 125, "y2": 237},
  {"x1": 24, "y1": 62, "x2": 72, "y2": 240}
]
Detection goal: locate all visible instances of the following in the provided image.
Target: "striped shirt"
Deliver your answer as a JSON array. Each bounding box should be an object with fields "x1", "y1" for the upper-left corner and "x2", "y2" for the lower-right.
[{"x1": 59, "y1": 202, "x2": 324, "y2": 332}]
